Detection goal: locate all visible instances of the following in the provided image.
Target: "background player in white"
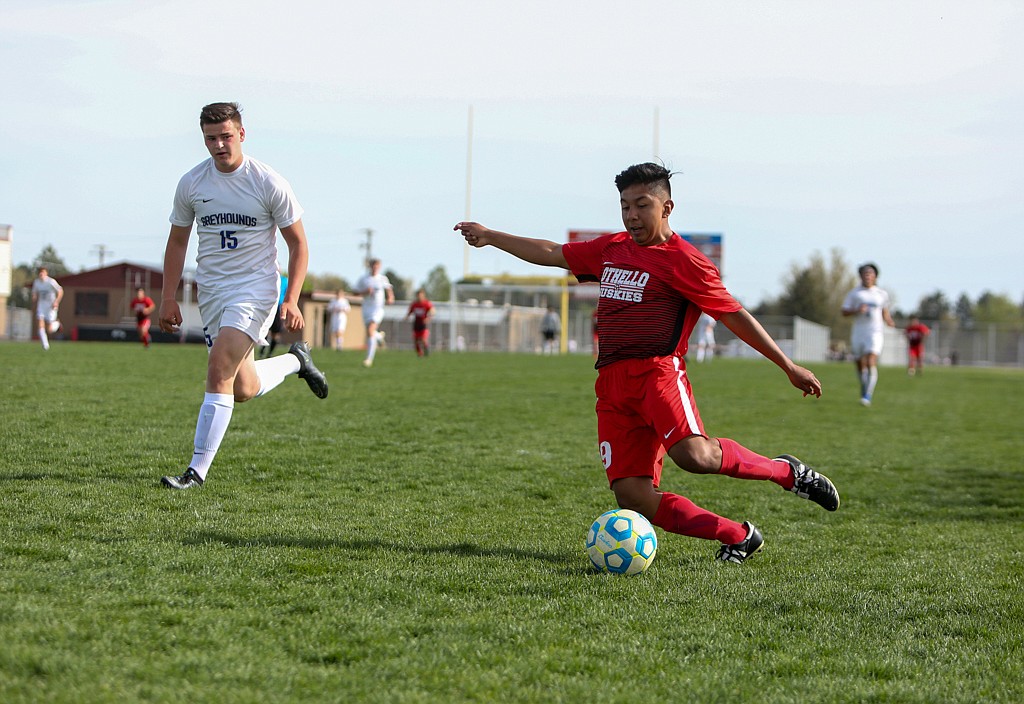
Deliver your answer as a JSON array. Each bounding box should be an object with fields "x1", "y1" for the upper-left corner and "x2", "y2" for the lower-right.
[
  {"x1": 695, "y1": 311, "x2": 716, "y2": 362},
  {"x1": 355, "y1": 258, "x2": 394, "y2": 367},
  {"x1": 31, "y1": 266, "x2": 63, "y2": 351},
  {"x1": 328, "y1": 289, "x2": 351, "y2": 351},
  {"x1": 158, "y1": 102, "x2": 328, "y2": 490},
  {"x1": 841, "y1": 262, "x2": 895, "y2": 406}
]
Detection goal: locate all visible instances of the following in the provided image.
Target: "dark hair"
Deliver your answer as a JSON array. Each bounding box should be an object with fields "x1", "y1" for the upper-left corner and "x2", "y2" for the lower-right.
[
  {"x1": 615, "y1": 163, "x2": 672, "y2": 197},
  {"x1": 858, "y1": 262, "x2": 879, "y2": 277},
  {"x1": 200, "y1": 102, "x2": 243, "y2": 128}
]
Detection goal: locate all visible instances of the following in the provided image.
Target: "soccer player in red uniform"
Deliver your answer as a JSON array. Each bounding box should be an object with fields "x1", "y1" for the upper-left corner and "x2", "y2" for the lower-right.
[
  {"x1": 405, "y1": 288, "x2": 434, "y2": 357},
  {"x1": 454, "y1": 163, "x2": 840, "y2": 563},
  {"x1": 131, "y1": 287, "x2": 156, "y2": 348},
  {"x1": 905, "y1": 316, "x2": 931, "y2": 376}
]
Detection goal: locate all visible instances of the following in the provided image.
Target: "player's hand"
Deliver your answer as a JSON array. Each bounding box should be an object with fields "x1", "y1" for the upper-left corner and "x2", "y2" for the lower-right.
[
  {"x1": 788, "y1": 365, "x2": 822, "y2": 398},
  {"x1": 454, "y1": 222, "x2": 490, "y2": 248},
  {"x1": 281, "y1": 301, "x2": 304, "y2": 332},
  {"x1": 158, "y1": 299, "x2": 182, "y2": 333}
]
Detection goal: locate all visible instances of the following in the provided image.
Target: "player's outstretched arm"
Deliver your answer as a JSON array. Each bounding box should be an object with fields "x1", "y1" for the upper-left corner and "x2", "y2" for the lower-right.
[
  {"x1": 159, "y1": 224, "x2": 192, "y2": 332},
  {"x1": 280, "y1": 221, "x2": 309, "y2": 333},
  {"x1": 719, "y1": 309, "x2": 822, "y2": 398},
  {"x1": 454, "y1": 222, "x2": 568, "y2": 269}
]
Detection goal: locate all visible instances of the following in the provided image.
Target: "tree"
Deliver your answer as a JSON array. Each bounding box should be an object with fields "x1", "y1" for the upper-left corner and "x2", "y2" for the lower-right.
[
  {"x1": 955, "y1": 293, "x2": 974, "y2": 329},
  {"x1": 384, "y1": 268, "x2": 410, "y2": 301},
  {"x1": 422, "y1": 264, "x2": 451, "y2": 301},
  {"x1": 32, "y1": 245, "x2": 71, "y2": 276},
  {"x1": 974, "y1": 291, "x2": 1022, "y2": 327},
  {"x1": 757, "y1": 248, "x2": 856, "y2": 333},
  {"x1": 916, "y1": 291, "x2": 951, "y2": 321},
  {"x1": 305, "y1": 272, "x2": 351, "y2": 294}
]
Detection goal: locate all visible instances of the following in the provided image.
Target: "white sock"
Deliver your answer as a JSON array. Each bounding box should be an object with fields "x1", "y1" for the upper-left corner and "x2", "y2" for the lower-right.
[
  {"x1": 866, "y1": 367, "x2": 879, "y2": 398},
  {"x1": 189, "y1": 393, "x2": 234, "y2": 479},
  {"x1": 39, "y1": 327, "x2": 49, "y2": 350},
  {"x1": 367, "y1": 335, "x2": 378, "y2": 362},
  {"x1": 254, "y1": 353, "x2": 301, "y2": 397}
]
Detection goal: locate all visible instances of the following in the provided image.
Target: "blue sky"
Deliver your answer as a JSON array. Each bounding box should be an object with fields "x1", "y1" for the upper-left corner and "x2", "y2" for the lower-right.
[{"x1": 2, "y1": 0, "x2": 1021, "y2": 309}]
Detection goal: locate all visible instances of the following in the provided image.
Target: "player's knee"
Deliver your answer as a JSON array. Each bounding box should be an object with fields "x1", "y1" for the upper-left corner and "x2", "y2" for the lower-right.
[
  {"x1": 611, "y1": 479, "x2": 657, "y2": 514},
  {"x1": 668, "y1": 437, "x2": 720, "y2": 474}
]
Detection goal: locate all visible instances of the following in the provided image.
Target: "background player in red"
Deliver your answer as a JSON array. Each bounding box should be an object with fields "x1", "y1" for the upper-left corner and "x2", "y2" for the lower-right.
[
  {"x1": 131, "y1": 287, "x2": 156, "y2": 348},
  {"x1": 405, "y1": 288, "x2": 434, "y2": 357},
  {"x1": 455, "y1": 162, "x2": 840, "y2": 564},
  {"x1": 905, "y1": 316, "x2": 931, "y2": 376}
]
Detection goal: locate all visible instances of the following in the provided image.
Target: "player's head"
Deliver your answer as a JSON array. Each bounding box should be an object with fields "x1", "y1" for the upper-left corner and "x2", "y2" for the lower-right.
[
  {"x1": 416, "y1": 288, "x2": 427, "y2": 300},
  {"x1": 36, "y1": 266, "x2": 48, "y2": 277},
  {"x1": 858, "y1": 262, "x2": 879, "y2": 285},
  {"x1": 136, "y1": 287, "x2": 146, "y2": 297},
  {"x1": 615, "y1": 163, "x2": 672, "y2": 198},
  {"x1": 369, "y1": 258, "x2": 381, "y2": 273},
  {"x1": 200, "y1": 102, "x2": 243, "y2": 129},
  {"x1": 200, "y1": 102, "x2": 245, "y2": 173},
  {"x1": 615, "y1": 163, "x2": 675, "y2": 246}
]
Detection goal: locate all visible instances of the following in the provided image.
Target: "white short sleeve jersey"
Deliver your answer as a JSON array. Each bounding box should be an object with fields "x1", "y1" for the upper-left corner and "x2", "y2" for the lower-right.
[
  {"x1": 170, "y1": 156, "x2": 303, "y2": 301},
  {"x1": 328, "y1": 297, "x2": 351, "y2": 331},
  {"x1": 357, "y1": 273, "x2": 392, "y2": 316},
  {"x1": 32, "y1": 276, "x2": 62, "y2": 313},
  {"x1": 843, "y1": 285, "x2": 890, "y2": 335}
]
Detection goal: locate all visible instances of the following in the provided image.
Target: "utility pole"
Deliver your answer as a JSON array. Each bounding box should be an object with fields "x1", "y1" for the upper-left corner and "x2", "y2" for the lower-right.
[
  {"x1": 359, "y1": 228, "x2": 374, "y2": 270},
  {"x1": 91, "y1": 244, "x2": 113, "y2": 268}
]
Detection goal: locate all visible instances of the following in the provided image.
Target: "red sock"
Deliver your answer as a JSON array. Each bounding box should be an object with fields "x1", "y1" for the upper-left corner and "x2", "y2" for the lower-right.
[
  {"x1": 718, "y1": 438, "x2": 794, "y2": 489},
  {"x1": 652, "y1": 492, "x2": 747, "y2": 544}
]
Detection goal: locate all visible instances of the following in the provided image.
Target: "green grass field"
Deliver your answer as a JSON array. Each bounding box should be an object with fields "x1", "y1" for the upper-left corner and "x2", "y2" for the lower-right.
[{"x1": 1, "y1": 341, "x2": 1022, "y2": 703}]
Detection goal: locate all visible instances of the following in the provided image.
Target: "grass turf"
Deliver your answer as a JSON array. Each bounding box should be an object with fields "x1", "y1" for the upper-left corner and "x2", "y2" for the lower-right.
[{"x1": 1, "y1": 341, "x2": 1021, "y2": 703}]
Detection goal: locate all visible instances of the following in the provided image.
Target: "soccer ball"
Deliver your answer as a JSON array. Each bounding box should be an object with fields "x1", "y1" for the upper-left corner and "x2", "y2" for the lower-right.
[{"x1": 586, "y1": 509, "x2": 658, "y2": 575}]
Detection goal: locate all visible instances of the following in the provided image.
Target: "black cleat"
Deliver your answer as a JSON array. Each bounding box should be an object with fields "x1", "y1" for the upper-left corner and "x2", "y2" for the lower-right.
[
  {"x1": 716, "y1": 521, "x2": 764, "y2": 563},
  {"x1": 161, "y1": 468, "x2": 204, "y2": 490},
  {"x1": 289, "y1": 341, "x2": 328, "y2": 399},
  {"x1": 777, "y1": 454, "x2": 840, "y2": 511}
]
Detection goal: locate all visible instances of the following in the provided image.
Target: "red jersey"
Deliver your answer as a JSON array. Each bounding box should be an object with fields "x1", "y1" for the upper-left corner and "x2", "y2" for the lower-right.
[
  {"x1": 906, "y1": 322, "x2": 930, "y2": 348},
  {"x1": 563, "y1": 232, "x2": 741, "y2": 368},
  {"x1": 407, "y1": 300, "x2": 434, "y2": 332},
  {"x1": 131, "y1": 296, "x2": 155, "y2": 322}
]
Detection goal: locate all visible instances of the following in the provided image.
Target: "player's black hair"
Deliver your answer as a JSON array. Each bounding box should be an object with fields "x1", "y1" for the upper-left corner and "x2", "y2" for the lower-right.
[
  {"x1": 615, "y1": 163, "x2": 673, "y2": 198},
  {"x1": 858, "y1": 262, "x2": 879, "y2": 277},
  {"x1": 200, "y1": 102, "x2": 243, "y2": 128}
]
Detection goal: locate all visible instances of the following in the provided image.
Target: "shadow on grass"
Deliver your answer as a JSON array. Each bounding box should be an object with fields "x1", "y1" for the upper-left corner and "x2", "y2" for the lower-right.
[
  {"x1": 902, "y1": 466, "x2": 1024, "y2": 522},
  {"x1": 183, "y1": 530, "x2": 572, "y2": 566}
]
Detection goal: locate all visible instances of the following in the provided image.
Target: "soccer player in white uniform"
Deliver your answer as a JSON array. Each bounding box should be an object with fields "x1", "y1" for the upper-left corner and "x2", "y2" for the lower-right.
[
  {"x1": 327, "y1": 290, "x2": 351, "y2": 351},
  {"x1": 841, "y1": 262, "x2": 895, "y2": 406},
  {"x1": 355, "y1": 258, "x2": 394, "y2": 367},
  {"x1": 158, "y1": 102, "x2": 328, "y2": 490},
  {"x1": 31, "y1": 266, "x2": 63, "y2": 350},
  {"x1": 695, "y1": 311, "x2": 717, "y2": 362}
]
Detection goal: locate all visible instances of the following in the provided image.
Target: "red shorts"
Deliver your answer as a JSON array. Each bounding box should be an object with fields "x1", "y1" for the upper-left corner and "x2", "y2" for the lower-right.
[
  {"x1": 594, "y1": 355, "x2": 705, "y2": 488},
  {"x1": 413, "y1": 328, "x2": 429, "y2": 341},
  {"x1": 909, "y1": 345, "x2": 923, "y2": 360},
  {"x1": 137, "y1": 318, "x2": 151, "y2": 332}
]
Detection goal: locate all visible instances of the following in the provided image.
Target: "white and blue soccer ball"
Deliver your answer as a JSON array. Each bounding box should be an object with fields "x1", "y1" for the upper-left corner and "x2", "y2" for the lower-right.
[{"x1": 586, "y1": 509, "x2": 658, "y2": 575}]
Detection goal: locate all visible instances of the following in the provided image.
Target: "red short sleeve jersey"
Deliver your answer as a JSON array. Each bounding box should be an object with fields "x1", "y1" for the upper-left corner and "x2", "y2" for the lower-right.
[
  {"x1": 407, "y1": 300, "x2": 433, "y2": 332},
  {"x1": 131, "y1": 296, "x2": 155, "y2": 321},
  {"x1": 563, "y1": 232, "x2": 741, "y2": 368},
  {"x1": 905, "y1": 322, "x2": 930, "y2": 348}
]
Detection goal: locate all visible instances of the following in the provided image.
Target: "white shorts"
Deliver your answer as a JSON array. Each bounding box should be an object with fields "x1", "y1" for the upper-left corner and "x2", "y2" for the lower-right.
[
  {"x1": 331, "y1": 316, "x2": 348, "y2": 334},
  {"x1": 198, "y1": 290, "x2": 276, "y2": 350},
  {"x1": 362, "y1": 307, "x2": 384, "y2": 327},
  {"x1": 36, "y1": 305, "x2": 57, "y2": 321},
  {"x1": 851, "y1": 329, "x2": 884, "y2": 358}
]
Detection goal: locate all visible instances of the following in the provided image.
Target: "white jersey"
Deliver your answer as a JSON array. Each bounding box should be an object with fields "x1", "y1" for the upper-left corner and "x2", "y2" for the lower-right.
[
  {"x1": 697, "y1": 312, "x2": 717, "y2": 342},
  {"x1": 169, "y1": 155, "x2": 303, "y2": 301},
  {"x1": 32, "y1": 276, "x2": 62, "y2": 314},
  {"x1": 357, "y1": 273, "x2": 392, "y2": 317},
  {"x1": 843, "y1": 285, "x2": 890, "y2": 335},
  {"x1": 328, "y1": 297, "x2": 351, "y2": 331}
]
